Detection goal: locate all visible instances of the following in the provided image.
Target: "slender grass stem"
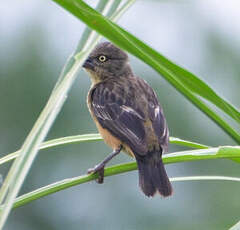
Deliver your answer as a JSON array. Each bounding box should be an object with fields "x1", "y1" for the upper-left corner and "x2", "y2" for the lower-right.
[
  {"x1": 2, "y1": 145, "x2": 240, "y2": 210},
  {"x1": 0, "y1": 1, "x2": 135, "y2": 228},
  {"x1": 0, "y1": 134, "x2": 208, "y2": 166}
]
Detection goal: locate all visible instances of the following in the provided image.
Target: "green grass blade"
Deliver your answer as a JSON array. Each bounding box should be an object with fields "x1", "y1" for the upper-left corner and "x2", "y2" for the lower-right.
[
  {"x1": 53, "y1": 0, "x2": 116, "y2": 91},
  {"x1": 0, "y1": 56, "x2": 82, "y2": 229},
  {"x1": 169, "y1": 137, "x2": 209, "y2": 149},
  {"x1": 229, "y1": 220, "x2": 240, "y2": 230},
  {"x1": 0, "y1": 1, "x2": 134, "y2": 228},
  {"x1": 52, "y1": 0, "x2": 240, "y2": 143},
  {"x1": 0, "y1": 134, "x2": 209, "y2": 166},
  {"x1": 171, "y1": 176, "x2": 240, "y2": 183},
  {"x1": 10, "y1": 176, "x2": 240, "y2": 210},
  {"x1": 2, "y1": 145, "x2": 240, "y2": 210}
]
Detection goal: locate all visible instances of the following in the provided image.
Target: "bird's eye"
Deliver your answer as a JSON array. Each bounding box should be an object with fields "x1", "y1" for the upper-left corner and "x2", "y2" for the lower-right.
[{"x1": 98, "y1": 55, "x2": 107, "y2": 62}]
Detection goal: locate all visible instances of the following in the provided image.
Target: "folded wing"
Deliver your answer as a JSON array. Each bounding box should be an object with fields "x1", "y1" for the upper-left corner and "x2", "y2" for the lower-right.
[{"x1": 90, "y1": 81, "x2": 148, "y2": 155}]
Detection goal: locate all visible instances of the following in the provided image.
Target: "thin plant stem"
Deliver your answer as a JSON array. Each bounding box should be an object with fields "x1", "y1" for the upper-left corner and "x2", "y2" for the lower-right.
[
  {"x1": 0, "y1": 1, "x2": 135, "y2": 228},
  {"x1": 2, "y1": 145, "x2": 240, "y2": 210},
  {"x1": 0, "y1": 134, "x2": 208, "y2": 166}
]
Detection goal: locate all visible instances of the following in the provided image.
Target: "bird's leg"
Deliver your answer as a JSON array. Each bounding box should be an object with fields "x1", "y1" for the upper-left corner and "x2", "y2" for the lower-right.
[{"x1": 87, "y1": 145, "x2": 122, "y2": 184}]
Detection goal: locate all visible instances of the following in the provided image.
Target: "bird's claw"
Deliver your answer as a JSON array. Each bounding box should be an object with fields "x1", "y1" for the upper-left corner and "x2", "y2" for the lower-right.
[{"x1": 87, "y1": 164, "x2": 105, "y2": 184}]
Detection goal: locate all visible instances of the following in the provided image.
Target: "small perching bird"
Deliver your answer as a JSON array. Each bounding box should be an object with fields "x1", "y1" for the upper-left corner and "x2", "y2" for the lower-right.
[{"x1": 83, "y1": 42, "x2": 172, "y2": 197}]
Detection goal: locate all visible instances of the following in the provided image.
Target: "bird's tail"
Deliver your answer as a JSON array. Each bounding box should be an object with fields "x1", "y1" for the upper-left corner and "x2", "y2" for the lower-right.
[{"x1": 135, "y1": 151, "x2": 173, "y2": 197}]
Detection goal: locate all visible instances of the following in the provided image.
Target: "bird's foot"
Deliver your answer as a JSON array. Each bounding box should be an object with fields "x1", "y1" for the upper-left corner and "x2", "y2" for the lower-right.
[
  {"x1": 87, "y1": 163, "x2": 105, "y2": 184},
  {"x1": 87, "y1": 146, "x2": 122, "y2": 184}
]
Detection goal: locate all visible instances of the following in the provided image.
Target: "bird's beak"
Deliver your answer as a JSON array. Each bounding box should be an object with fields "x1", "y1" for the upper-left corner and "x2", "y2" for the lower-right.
[{"x1": 83, "y1": 58, "x2": 94, "y2": 71}]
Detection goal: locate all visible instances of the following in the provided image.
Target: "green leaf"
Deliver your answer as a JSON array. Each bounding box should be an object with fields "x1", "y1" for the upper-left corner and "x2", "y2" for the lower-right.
[
  {"x1": 171, "y1": 176, "x2": 240, "y2": 183},
  {"x1": 2, "y1": 145, "x2": 240, "y2": 210},
  {"x1": 0, "y1": 1, "x2": 135, "y2": 228},
  {"x1": 232, "y1": 158, "x2": 240, "y2": 163},
  {"x1": 169, "y1": 137, "x2": 209, "y2": 149},
  {"x1": 219, "y1": 146, "x2": 240, "y2": 163},
  {"x1": 53, "y1": 0, "x2": 240, "y2": 143},
  {"x1": 229, "y1": 221, "x2": 240, "y2": 230},
  {"x1": 0, "y1": 134, "x2": 208, "y2": 166}
]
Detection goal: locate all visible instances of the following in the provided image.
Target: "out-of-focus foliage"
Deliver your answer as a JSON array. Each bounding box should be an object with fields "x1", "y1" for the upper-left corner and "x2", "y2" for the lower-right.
[{"x1": 0, "y1": 1, "x2": 240, "y2": 230}]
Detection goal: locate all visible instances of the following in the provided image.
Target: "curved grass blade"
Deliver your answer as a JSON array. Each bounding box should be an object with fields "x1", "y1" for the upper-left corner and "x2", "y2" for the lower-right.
[
  {"x1": 229, "y1": 220, "x2": 240, "y2": 230},
  {"x1": 0, "y1": 1, "x2": 135, "y2": 228},
  {"x1": 170, "y1": 137, "x2": 209, "y2": 149},
  {"x1": 0, "y1": 134, "x2": 209, "y2": 166},
  {"x1": 10, "y1": 175, "x2": 240, "y2": 210},
  {"x1": 53, "y1": 0, "x2": 240, "y2": 143},
  {"x1": 171, "y1": 175, "x2": 240, "y2": 183},
  {"x1": 3, "y1": 144, "x2": 240, "y2": 210}
]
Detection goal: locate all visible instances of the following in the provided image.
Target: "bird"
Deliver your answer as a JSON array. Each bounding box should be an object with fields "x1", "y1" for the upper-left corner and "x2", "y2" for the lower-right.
[{"x1": 83, "y1": 41, "x2": 172, "y2": 197}]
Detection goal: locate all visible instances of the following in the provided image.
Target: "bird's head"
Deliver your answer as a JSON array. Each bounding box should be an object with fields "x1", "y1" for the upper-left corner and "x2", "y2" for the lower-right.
[{"x1": 83, "y1": 42, "x2": 131, "y2": 83}]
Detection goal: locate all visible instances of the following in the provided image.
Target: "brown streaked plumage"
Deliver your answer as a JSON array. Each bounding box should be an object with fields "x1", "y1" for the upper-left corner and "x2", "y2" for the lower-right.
[{"x1": 83, "y1": 42, "x2": 172, "y2": 197}]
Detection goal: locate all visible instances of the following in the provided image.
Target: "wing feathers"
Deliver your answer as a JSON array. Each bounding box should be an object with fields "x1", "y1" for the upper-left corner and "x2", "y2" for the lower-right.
[{"x1": 90, "y1": 77, "x2": 169, "y2": 155}]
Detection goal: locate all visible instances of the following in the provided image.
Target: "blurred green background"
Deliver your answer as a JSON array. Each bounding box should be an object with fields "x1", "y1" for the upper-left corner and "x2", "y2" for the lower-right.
[{"x1": 1, "y1": 0, "x2": 240, "y2": 229}]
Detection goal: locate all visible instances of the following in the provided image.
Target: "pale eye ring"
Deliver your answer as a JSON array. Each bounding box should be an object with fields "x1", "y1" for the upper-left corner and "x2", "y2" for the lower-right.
[{"x1": 98, "y1": 55, "x2": 107, "y2": 62}]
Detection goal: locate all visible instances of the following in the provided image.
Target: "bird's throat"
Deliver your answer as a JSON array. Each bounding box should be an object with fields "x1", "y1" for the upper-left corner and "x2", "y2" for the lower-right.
[{"x1": 85, "y1": 69, "x2": 102, "y2": 85}]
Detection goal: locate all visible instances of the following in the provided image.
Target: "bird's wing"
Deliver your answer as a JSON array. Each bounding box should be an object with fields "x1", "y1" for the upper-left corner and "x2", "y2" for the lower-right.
[
  {"x1": 136, "y1": 77, "x2": 169, "y2": 153},
  {"x1": 90, "y1": 81, "x2": 148, "y2": 155},
  {"x1": 148, "y1": 100, "x2": 169, "y2": 153}
]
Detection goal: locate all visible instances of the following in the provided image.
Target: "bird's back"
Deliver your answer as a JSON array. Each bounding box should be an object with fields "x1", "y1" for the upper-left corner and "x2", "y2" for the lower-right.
[{"x1": 88, "y1": 75, "x2": 169, "y2": 156}]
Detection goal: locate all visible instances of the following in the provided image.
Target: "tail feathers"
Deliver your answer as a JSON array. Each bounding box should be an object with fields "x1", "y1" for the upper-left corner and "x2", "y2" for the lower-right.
[{"x1": 136, "y1": 153, "x2": 173, "y2": 197}]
